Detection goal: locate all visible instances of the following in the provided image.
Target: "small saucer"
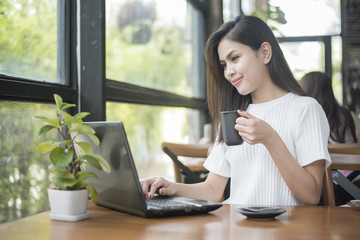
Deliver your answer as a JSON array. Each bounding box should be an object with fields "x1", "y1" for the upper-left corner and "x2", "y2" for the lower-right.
[
  {"x1": 50, "y1": 211, "x2": 90, "y2": 221},
  {"x1": 347, "y1": 200, "x2": 360, "y2": 210},
  {"x1": 236, "y1": 207, "x2": 286, "y2": 220}
]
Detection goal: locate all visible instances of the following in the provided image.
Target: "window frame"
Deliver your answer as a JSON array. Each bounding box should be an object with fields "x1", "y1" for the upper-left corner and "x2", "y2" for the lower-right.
[
  {"x1": 277, "y1": 35, "x2": 334, "y2": 78},
  {"x1": 0, "y1": 0, "x2": 77, "y2": 105},
  {"x1": 0, "y1": 0, "x2": 209, "y2": 126}
]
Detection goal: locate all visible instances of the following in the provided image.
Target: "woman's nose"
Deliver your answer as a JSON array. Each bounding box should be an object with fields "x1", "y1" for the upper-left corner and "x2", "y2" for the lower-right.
[{"x1": 226, "y1": 64, "x2": 235, "y2": 76}]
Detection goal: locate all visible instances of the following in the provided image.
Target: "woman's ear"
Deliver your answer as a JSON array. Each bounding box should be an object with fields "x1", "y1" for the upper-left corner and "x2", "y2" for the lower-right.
[{"x1": 260, "y1": 42, "x2": 272, "y2": 64}]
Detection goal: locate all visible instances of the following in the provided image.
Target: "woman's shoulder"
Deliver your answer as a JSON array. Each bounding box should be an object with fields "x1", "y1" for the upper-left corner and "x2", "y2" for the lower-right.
[{"x1": 288, "y1": 93, "x2": 320, "y2": 108}]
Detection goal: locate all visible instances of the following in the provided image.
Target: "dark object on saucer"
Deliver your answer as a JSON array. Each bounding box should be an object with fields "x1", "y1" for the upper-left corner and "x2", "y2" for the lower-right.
[
  {"x1": 236, "y1": 207, "x2": 286, "y2": 220},
  {"x1": 347, "y1": 200, "x2": 360, "y2": 210}
]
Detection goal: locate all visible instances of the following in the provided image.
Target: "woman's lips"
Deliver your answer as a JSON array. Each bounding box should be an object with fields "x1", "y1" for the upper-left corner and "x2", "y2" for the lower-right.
[{"x1": 232, "y1": 77, "x2": 242, "y2": 86}]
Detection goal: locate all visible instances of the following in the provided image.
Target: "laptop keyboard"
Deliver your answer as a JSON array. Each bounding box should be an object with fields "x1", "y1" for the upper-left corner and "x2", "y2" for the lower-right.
[{"x1": 146, "y1": 198, "x2": 191, "y2": 208}]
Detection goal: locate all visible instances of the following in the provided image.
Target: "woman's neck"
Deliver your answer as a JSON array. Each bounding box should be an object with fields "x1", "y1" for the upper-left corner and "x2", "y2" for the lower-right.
[{"x1": 251, "y1": 82, "x2": 288, "y2": 104}]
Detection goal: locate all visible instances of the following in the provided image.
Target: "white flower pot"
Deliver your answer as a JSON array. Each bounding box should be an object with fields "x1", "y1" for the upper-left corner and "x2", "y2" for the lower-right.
[{"x1": 48, "y1": 188, "x2": 90, "y2": 221}]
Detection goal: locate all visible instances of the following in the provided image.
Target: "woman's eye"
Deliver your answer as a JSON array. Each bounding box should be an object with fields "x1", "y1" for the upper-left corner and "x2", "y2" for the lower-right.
[
  {"x1": 221, "y1": 63, "x2": 227, "y2": 69},
  {"x1": 232, "y1": 56, "x2": 239, "y2": 62}
]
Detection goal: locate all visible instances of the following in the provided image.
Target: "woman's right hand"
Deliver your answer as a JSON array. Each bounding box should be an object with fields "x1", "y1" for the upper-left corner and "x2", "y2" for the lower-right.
[{"x1": 140, "y1": 177, "x2": 176, "y2": 199}]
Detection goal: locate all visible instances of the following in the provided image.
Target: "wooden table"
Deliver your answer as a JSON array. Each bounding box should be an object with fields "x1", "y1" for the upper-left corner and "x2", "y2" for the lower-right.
[{"x1": 1, "y1": 201, "x2": 360, "y2": 240}]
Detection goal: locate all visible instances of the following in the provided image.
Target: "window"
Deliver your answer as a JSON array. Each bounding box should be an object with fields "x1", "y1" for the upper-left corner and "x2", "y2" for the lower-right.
[
  {"x1": 0, "y1": 0, "x2": 74, "y2": 223},
  {"x1": 106, "y1": 102, "x2": 203, "y2": 180},
  {"x1": 280, "y1": 41, "x2": 326, "y2": 79},
  {"x1": 106, "y1": 0, "x2": 204, "y2": 98},
  {"x1": 232, "y1": 0, "x2": 343, "y2": 101},
  {"x1": 105, "y1": 0, "x2": 207, "y2": 180},
  {"x1": 0, "y1": 101, "x2": 56, "y2": 223},
  {"x1": 0, "y1": 0, "x2": 64, "y2": 84}
]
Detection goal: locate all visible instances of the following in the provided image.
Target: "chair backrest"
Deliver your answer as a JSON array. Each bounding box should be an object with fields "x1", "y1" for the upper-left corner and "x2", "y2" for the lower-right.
[
  {"x1": 161, "y1": 142, "x2": 211, "y2": 183},
  {"x1": 328, "y1": 143, "x2": 360, "y2": 155},
  {"x1": 161, "y1": 142, "x2": 230, "y2": 200},
  {"x1": 322, "y1": 167, "x2": 335, "y2": 207}
]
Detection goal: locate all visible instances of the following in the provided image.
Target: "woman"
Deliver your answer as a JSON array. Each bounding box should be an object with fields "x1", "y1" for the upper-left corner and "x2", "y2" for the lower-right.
[
  {"x1": 300, "y1": 71, "x2": 357, "y2": 144},
  {"x1": 141, "y1": 15, "x2": 331, "y2": 206},
  {"x1": 300, "y1": 71, "x2": 358, "y2": 205}
]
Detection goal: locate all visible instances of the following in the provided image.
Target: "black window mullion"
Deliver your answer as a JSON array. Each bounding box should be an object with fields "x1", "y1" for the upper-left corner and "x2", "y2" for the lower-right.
[
  {"x1": 106, "y1": 79, "x2": 207, "y2": 110},
  {"x1": 78, "y1": 0, "x2": 106, "y2": 121},
  {"x1": 0, "y1": 77, "x2": 77, "y2": 104}
]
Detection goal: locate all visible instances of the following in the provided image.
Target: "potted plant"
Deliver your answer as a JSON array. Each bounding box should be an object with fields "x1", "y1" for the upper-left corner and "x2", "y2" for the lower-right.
[{"x1": 34, "y1": 94, "x2": 111, "y2": 221}]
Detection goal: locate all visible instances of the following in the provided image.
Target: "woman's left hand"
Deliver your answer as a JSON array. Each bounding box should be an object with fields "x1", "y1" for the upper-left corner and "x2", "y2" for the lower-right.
[{"x1": 234, "y1": 110, "x2": 276, "y2": 145}]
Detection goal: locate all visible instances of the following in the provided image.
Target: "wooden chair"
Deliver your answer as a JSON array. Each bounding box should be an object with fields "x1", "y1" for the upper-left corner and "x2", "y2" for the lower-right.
[
  {"x1": 328, "y1": 143, "x2": 360, "y2": 154},
  {"x1": 161, "y1": 142, "x2": 211, "y2": 183},
  {"x1": 322, "y1": 167, "x2": 335, "y2": 206},
  {"x1": 161, "y1": 142, "x2": 230, "y2": 200},
  {"x1": 327, "y1": 143, "x2": 360, "y2": 205}
]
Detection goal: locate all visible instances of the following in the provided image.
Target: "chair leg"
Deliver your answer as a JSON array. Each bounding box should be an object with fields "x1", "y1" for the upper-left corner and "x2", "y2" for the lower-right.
[{"x1": 323, "y1": 167, "x2": 335, "y2": 207}]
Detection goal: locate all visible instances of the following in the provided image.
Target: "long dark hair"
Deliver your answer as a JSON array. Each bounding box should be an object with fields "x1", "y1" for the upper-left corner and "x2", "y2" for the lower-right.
[
  {"x1": 300, "y1": 71, "x2": 357, "y2": 143},
  {"x1": 205, "y1": 15, "x2": 306, "y2": 141}
]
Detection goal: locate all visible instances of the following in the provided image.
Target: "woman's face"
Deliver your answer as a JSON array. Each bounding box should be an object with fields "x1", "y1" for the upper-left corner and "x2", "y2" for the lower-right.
[{"x1": 217, "y1": 38, "x2": 270, "y2": 97}]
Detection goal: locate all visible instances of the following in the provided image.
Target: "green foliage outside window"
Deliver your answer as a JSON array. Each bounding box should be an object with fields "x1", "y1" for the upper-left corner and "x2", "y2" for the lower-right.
[
  {"x1": 106, "y1": 0, "x2": 192, "y2": 97},
  {"x1": 0, "y1": 0, "x2": 57, "y2": 82},
  {"x1": 0, "y1": 102, "x2": 56, "y2": 223},
  {"x1": 105, "y1": 0, "x2": 199, "y2": 179}
]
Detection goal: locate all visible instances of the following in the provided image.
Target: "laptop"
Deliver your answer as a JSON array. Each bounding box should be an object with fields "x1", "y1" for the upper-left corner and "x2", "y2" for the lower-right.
[{"x1": 79, "y1": 121, "x2": 222, "y2": 218}]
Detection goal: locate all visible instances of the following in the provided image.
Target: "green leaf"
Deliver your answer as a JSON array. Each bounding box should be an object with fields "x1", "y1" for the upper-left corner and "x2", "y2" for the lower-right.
[
  {"x1": 50, "y1": 139, "x2": 66, "y2": 146},
  {"x1": 69, "y1": 180, "x2": 87, "y2": 190},
  {"x1": 75, "y1": 141, "x2": 94, "y2": 155},
  {"x1": 33, "y1": 116, "x2": 48, "y2": 120},
  {"x1": 77, "y1": 125, "x2": 96, "y2": 135},
  {"x1": 60, "y1": 103, "x2": 76, "y2": 111},
  {"x1": 60, "y1": 110, "x2": 74, "y2": 125},
  {"x1": 82, "y1": 154, "x2": 102, "y2": 170},
  {"x1": 54, "y1": 94, "x2": 63, "y2": 111},
  {"x1": 73, "y1": 112, "x2": 90, "y2": 123},
  {"x1": 50, "y1": 168, "x2": 75, "y2": 179},
  {"x1": 69, "y1": 123, "x2": 83, "y2": 133},
  {"x1": 86, "y1": 182, "x2": 98, "y2": 202},
  {"x1": 37, "y1": 142, "x2": 57, "y2": 153},
  {"x1": 38, "y1": 125, "x2": 56, "y2": 138},
  {"x1": 77, "y1": 171, "x2": 99, "y2": 180},
  {"x1": 63, "y1": 139, "x2": 73, "y2": 148},
  {"x1": 49, "y1": 147, "x2": 74, "y2": 168},
  {"x1": 34, "y1": 116, "x2": 59, "y2": 127},
  {"x1": 85, "y1": 154, "x2": 111, "y2": 174},
  {"x1": 52, "y1": 176, "x2": 79, "y2": 189},
  {"x1": 94, "y1": 154, "x2": 111, "y2": 174},
  {"x1": 74, "y1": 132, "x2": 99, "y2": 146},
  {"x1": 87, "y1": 133, "x2": 100, "y2": 145}
]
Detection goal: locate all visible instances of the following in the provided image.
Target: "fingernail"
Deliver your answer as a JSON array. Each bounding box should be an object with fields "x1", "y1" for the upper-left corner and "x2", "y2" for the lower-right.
[
  {"x1": 149, "y1": 195, "x2": 152, "y2": 199},
  {"x1": 238, "y1": 109, "x2": 243, "y2": 112},
  {"x1": 144, "y1": 194, "x2": 147, "y2": 198}
]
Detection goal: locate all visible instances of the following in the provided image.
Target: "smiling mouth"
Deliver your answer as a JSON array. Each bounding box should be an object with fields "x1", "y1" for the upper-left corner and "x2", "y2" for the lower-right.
[{"x1": 232, "y1": 77, "x2": 242, "y2": 86}]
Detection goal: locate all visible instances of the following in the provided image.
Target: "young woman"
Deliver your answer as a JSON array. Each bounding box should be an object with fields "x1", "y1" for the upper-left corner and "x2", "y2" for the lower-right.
[
  {"x1": 300, "y1": 71, "x2": 357, "y2": 144},
  {"x1": 140, "y1": 15, "x2": 331, "y2": 206},
  {"x1": 300, "y1": 71, "x2": 358, "y2": 205}
]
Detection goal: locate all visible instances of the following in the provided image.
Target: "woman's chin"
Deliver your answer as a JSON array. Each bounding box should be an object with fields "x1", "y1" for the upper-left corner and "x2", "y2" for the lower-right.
[{"x1": 236, "y1": 88, "x2": 250, "y2": 96}]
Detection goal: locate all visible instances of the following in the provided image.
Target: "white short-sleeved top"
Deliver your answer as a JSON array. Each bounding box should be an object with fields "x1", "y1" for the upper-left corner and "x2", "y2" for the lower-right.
[{"x1": 204, "y1": 92, "x2": 331, "y2": 205}]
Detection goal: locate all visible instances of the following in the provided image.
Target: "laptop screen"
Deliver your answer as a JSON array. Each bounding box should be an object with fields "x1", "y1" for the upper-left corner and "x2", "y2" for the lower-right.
[{"x1": 79, "y1": 121, "x2": 147, "y2": 214}]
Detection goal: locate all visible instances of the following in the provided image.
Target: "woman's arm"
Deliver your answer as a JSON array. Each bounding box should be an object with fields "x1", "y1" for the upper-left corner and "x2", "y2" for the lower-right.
[
  {"x1": 264, "y1": 131, "x2": 324, "y2": 205},
  {"x1": 236, "y1": 110, "x2": 325, "y2": 205},
  {"x1": 140, "y1": 172, "x2": 228, "y2": 202}
]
